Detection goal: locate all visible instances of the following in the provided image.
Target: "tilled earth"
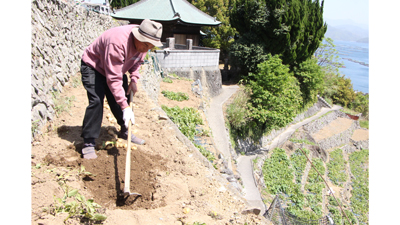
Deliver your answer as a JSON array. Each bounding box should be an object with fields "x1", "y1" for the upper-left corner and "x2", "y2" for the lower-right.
[{"x1": 31, "y1": 74, "x2": 267, "y2": 225}]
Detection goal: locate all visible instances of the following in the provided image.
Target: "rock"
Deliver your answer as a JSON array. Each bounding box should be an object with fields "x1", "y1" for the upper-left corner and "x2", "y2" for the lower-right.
[
  {"x1": 221, "y1": 168, "x2": 233, "y2": 175},
  {"x1": 241, "y1": 207, "x2": 261, "y2": 215},
  {"x1": 158, "y1": 115, "x2": 168, "y2": 120}
]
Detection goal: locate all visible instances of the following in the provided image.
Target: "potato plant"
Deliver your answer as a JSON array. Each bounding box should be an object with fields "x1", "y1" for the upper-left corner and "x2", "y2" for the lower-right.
[
  {"x1": 327, "y1": 148, "x2": 348, "y2": 187},
  {"x1": 162, "y1": 90, "x2": 189, "y2": 101},
  {"x1": 161, "y1": 106, "x2": 203, "y2": 141},
  {"x1": 290, "y1": 148, "x2": 310, "y2": 184},
  {"x1": 349, "y1": 149, "x2": 369, "y2": 224}
]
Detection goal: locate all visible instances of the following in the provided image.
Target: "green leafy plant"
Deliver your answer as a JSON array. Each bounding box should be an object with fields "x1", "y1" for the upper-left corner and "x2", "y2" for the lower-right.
[
  {"x1": 290, "y1": 148, "x2": 309, "y2": 184},
  {"x1": 327, "y1": 149, "x2": 348, "y2": 187},
  {"x1": 349, "y1": 149, "x2": 369, "y2": 223},
  {"x1": 263, "y1": 148, "x2": 294, "y2": 194},
  {"x1": 162, "y1": 77, "x2": 173, "y2": 83},
  {"x1": 161, "y1": 105, "x2": 203, "y2": 141},
  {"x1": 199, "y1": 128, "x2": 211, "y2": 137},
  {"x1": 161, "y1": 90, "x2": 189, "y2": 101},
  {"x1": 194, "y1": 143, "x2": 216, "y2": 162},
  {"x1": 192, "y1": 222, "x2": 206, "y2": 225},
  {"x1": 50, "y1": 183, "x2": 106, "y2": 222}
]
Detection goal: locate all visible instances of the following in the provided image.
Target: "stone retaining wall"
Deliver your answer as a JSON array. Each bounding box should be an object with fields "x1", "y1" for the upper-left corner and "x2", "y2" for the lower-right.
[
  {"x1": 31, "y1": 0, "x2": 122, "y2": 139},
  {"x1": 235, "y1": 98, "x2": 327, "y2": 154},
  {"x1": 304, "y1": 110, "x2": 352, "y2": 135},
  {"x1": 317, "y1": 120, "x2": 360, "y2": 151}
]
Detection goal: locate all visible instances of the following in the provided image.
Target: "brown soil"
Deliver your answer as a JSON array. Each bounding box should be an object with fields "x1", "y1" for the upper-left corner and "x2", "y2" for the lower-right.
[
  {"x1": 31, "y1": 72, "x2": 264, "y2": 224},
  {"x1": 312, "y1": 117, "x2": 354, "y2": 142},
  {"x1": 351, "y1": 129, "x2": 369, "y2": 141}
]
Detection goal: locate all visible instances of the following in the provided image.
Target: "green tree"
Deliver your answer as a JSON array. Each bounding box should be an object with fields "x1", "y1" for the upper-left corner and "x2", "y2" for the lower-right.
[
  {"x1": 314, "y1": 38, "x2": 343, "y2": 102},
  {"x1": 110, "y1": 0, "x2": 139, "y2": 9},
  {"x1": 229, "y1": 0, "x2": 270, "y2": 75},
  {"x1": 314, "y1": 37, "x2": 343, "y2": 68},
  {"x1": 188, "y1": 0, "x2": 237, "y2": 60},
  {"x1": 350, "y1": 92, "x2": 369, "y2": 119},
  {"x1": 332, "y1": 75, "x2": 355, "y2": 107},
  {"x1": 292, "y1": 57, "x2": 325, "y2": 108},
  {"x1": 230, "y1": 0, "x2": 327, "y2": 71},
  {"x1": 246, "y1": 54, "x2": 302, "y2": 131}
]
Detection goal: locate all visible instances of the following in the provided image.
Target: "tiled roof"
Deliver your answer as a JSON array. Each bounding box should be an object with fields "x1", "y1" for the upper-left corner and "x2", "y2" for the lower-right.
[{"x1": 112, "y1": 0, "x2": 220, "y2": 26}]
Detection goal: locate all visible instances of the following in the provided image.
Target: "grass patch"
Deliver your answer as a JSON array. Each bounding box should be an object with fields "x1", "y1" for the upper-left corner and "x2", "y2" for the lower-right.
[
  {"x1": 70, "y1": 76, "x2": 82, "y2": 88},
  {"x1": 359, "y1": 119, "x2": 369, "y2": 129},
  {"x1": 52, "y1": 92, "x2": 76, "y2": 117},
  {"x1": 226, "y1": 87, "x2": 251, "y2": 129},
  {"x1": 340, "y1": 107, "x2": 359, "y2": 115},
  {"x1": 32, "y1": 119, "x2": 40, "y2": 136},
  {"x1": 161, "y1": 90, "x2": 189, "y2": 101}
]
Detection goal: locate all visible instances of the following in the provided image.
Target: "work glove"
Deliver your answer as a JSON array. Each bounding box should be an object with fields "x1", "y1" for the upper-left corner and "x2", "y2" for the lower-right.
[{"x1": 122, "y1": 107, "x2": 135, "y2": 129}]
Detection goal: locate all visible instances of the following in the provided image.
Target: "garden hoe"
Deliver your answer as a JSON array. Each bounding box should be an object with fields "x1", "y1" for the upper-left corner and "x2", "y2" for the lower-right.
[{"x1": 120, "y1": 91, "x2": 141, "y2": 198}]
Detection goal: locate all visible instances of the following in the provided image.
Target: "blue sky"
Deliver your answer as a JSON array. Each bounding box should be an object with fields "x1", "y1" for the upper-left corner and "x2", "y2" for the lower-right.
[{"x1": 323, "y1": 0, "x2": 369, "y2": 26}]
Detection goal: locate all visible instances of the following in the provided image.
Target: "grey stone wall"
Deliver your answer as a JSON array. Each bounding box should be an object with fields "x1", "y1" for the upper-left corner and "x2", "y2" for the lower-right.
[
  {"x1": 303, "y1": 110, "x2": 352, "y2": 135},
  {"x1": 31, "y1": 0, "x2": 120, "y2": 139},
  {"x1": 139, "y1": 53, "x2": 162, "y2": 104},
  {"x1": 235, "y1": 98, "x2": 327, "y2": 154}
]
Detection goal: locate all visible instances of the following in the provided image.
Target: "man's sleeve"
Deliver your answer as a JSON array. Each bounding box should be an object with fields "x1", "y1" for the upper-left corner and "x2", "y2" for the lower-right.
[
  {"x1": 128, "y1": 55, "x2": 145, "y2": 83},
  {"x1": 104, "y1": 44, "x2": 129, "y2": 109}
]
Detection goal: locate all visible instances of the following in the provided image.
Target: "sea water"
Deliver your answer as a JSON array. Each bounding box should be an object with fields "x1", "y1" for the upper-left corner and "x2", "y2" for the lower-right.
[{"x1": 334, "y1": 40, "x2": 369, "y2": 94}]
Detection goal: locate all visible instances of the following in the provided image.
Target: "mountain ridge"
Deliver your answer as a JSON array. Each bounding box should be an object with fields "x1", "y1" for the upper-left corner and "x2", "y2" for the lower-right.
[{"x1": 324, "y1": 19, "x2": 369, "y2": 43}]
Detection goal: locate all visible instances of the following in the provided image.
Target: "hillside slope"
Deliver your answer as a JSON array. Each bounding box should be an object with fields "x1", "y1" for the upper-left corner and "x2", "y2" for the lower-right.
[{"x1": 31, "y1": 70, "x2": 268, "y2": 224}]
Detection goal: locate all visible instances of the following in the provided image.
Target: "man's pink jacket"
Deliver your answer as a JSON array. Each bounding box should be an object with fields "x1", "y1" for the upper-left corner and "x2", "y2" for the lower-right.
[{"x1": 82, "y1": 25, "x2": 146, "y2": 110}]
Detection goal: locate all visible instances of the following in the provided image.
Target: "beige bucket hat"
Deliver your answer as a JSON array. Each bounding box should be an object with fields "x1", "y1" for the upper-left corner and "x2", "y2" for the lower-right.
[{"x1": 132, "y1": 19, "x2": 163, "y2": 47}]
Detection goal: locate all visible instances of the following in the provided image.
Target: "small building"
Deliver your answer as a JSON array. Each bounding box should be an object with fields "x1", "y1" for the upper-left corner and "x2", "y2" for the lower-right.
[
  {"x1": 78, "y1": 0, "x2": 111, "y2": 15},
  {"x1": 111, "y1": 0, "x2": 221, "y2": 46}
]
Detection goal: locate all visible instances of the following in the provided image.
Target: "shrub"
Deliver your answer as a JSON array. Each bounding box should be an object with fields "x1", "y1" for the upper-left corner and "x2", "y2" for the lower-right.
[
  {"x1": 246, "y1": 54, "x2": 302, "y2": 132},
  {"x1": 332, "y1": 75, "x2": 356, "y2": 107},
  {"x1": 226, "y1": 86, "x2": 251, "y2": 129}
]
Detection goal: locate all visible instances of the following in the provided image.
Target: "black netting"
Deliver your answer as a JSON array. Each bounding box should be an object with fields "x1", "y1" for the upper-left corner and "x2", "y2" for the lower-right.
[{"x1": 264, "y1": 195, "x2": 334, "y2": 225}]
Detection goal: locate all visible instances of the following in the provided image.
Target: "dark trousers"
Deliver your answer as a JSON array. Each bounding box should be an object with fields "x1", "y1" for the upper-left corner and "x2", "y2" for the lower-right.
[{"x1": 80, "y1": 60, "x2": 129, "y2": 140}]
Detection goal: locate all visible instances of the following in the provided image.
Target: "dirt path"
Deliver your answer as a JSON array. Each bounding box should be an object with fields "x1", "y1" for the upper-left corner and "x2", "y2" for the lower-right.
[{"x1": 30, "y1": 73, "x2": 267, "y2": 224}]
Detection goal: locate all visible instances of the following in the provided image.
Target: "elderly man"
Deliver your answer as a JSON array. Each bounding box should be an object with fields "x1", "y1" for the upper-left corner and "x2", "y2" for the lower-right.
[{"x1": 80, "y1": 19, "x2": 163, "y2": 159}]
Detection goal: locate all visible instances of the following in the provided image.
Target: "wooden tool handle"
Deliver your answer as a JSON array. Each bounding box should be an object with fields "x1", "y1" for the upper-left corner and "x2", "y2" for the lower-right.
[{"x1": 123, "y1": 91, "x2": 134, "y2": 192}]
